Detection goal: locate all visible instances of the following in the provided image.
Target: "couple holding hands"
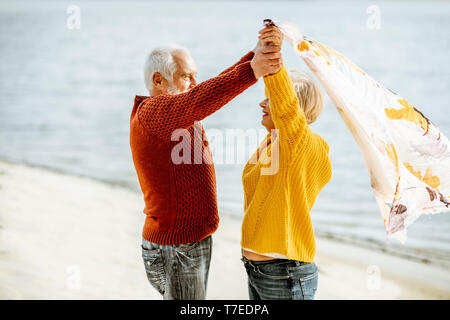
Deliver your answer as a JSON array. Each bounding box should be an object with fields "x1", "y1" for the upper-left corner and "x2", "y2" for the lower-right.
[{"x1": 130, "y1": 23, "x2": 331, "y2": 300}]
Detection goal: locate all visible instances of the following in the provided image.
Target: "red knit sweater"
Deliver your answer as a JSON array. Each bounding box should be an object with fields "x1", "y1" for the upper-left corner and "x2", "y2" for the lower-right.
[{"x1": 130, "y1": 51, "x2": 256, "y2": 244}]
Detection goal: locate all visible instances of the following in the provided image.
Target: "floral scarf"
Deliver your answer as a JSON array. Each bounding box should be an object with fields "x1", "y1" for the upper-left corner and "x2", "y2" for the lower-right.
[{"x1": 277, "y1": 21, "x2": 450, "y2": 242}]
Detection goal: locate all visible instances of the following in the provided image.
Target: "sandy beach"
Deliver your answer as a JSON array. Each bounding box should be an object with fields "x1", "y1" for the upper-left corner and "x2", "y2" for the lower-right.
[{"x1": 0, "y1": 160, "x2": 449, "y2": 300}]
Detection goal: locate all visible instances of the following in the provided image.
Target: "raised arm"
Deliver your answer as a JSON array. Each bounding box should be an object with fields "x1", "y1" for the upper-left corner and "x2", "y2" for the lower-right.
[
  {"x1": 219, "y1": 35, "x2": 274, "y2": 76},
  {"x1": 219, "y1": 51, "x2": 255, "y2": 76},
  {"x1": 137, "y1": 61, "x2": 257, "y2": 141},
  {"x1": 136, "y1": 37, "x2": 283, "y2": 142},
  {"x1": 263, "y1": 65, "x2": 311, "y2": 152},
  {"x1": 257, "y1": 24, "x2": 310, "y2": 153}
]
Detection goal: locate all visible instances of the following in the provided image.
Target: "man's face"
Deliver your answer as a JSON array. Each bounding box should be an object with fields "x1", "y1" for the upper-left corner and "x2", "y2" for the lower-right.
[
  {"x1": 170, "y1": 51, "x2": 198, "y2": 94},
  {"x1": 260, "y1": 98, "x2": 275, "y2": 131}
]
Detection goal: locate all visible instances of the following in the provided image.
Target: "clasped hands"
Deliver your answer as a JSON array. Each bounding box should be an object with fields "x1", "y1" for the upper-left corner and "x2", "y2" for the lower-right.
[{"x1": 251, "y1": 25, "x2": 284, "y2": 79}]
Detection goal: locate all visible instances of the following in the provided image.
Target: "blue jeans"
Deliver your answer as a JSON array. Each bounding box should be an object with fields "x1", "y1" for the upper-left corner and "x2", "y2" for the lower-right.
[
  {"x1": 141, "y1": 236, "x2": 212, "y2": 300},
  {"x1": 241, "y1": 256, "x2": 319, "y2": 300}
]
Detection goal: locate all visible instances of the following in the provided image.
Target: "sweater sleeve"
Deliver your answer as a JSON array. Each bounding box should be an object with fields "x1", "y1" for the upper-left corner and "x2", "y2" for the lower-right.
[
  {"x1": 263, "y1": 65, "x2": 310, "y2": 153},
  {"x1": 137, "y1": 61, "x2": 257, "y2": 141},
  {"x1": 219, "y1": 51, "x2": 255, "y2": 76}
]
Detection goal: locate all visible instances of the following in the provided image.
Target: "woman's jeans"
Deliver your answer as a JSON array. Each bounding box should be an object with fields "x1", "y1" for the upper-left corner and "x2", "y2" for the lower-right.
[
  {"x1": 241, "y1": 256, "x2": 318, "y2": 300},
  {"x1": 141, "y1": 236, "x2": 212, "y2": 300}
]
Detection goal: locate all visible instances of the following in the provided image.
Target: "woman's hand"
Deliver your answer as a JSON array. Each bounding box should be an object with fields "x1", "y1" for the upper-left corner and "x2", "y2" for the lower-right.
[
  {"x1": 253, "y1": 26, "x2": 284, "y2": 52},
  {"x1": 258, "y1": 26, "x2": 283, "y2": 47}
]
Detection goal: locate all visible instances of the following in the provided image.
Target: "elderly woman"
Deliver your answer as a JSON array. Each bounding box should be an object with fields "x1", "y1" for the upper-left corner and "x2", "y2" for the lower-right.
[{"x1": 240, "y1": 26, "x2": 332, "y2": 300}]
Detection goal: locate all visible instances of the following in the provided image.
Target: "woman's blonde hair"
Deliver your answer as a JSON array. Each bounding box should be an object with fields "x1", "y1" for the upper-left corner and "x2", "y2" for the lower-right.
[{"x1": 289, "y1": 70, "x2": 324, "y2": 124}]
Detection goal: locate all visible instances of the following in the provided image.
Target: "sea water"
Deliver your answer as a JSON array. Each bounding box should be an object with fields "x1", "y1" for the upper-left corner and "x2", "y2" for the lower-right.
[{"x1": 0, "y1": 0, "x2": 449, "y2": 256}]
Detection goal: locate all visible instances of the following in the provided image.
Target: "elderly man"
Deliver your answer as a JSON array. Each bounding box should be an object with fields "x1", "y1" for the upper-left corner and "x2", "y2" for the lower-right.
[{"x1": 130, "y1": 27, "x2": 282, "y2": 300}]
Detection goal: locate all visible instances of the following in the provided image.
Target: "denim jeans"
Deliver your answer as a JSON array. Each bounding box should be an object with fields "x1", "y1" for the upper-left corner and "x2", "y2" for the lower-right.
[
  {"x1": 241, "y1": 256, "x2": 318, "y2": 300},
  {"x1": 141, "y1": 236, "x2": 212, "y2": 300}
]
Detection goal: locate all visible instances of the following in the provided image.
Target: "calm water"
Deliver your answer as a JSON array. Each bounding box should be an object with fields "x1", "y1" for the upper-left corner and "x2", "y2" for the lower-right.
[{"x1": 0, "y1": 0, "x2": 449, "y2": 254}]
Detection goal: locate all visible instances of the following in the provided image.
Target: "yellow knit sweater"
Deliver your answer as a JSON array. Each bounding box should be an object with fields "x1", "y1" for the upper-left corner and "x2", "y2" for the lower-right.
[{"x1": 241, "y1": 66, "x2": 332, "y2": 262}]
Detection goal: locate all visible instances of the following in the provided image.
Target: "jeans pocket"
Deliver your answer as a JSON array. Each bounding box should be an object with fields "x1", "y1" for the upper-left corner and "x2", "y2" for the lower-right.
[
  {"x1": 255, "y1": 262, "x2": 291, "y2": 280},
  {"x1": 288, "y1": 262, "x2": 319, "y2": 300},
  {"x1": 299, "y1": 270, "x2": 318, "y2": 300},
  {"x1": 174, "y1": 241, "x2": 200, "y2": 252},
  {"x1": 142, "y1": 246, "x2": 166, "y2": 295},
  {"x1": 175, "y1": 239, "x2": 210, "y2": 272}
]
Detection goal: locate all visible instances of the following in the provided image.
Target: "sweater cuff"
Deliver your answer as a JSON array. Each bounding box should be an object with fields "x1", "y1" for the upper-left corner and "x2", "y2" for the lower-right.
[
  {"x1": 242, "y1": 51, "x2": 255, "y2": 62},
  {"x1": 235, "y1": 61, "x2": 258, "y2": 85}
]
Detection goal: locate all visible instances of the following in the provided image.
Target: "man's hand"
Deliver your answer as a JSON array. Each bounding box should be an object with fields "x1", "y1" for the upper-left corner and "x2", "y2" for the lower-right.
[{"x1": 251, "y1": 45, "x2": 282, "y2": 79}]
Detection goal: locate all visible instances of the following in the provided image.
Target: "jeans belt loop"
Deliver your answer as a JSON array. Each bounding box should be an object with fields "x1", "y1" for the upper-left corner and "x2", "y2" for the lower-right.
[
  {"x1": 249, "y1": 261, "x2": 257, "y2": 272},
  {"x1": 242, "y1": 257, "x2": 257, "y2": 272}
]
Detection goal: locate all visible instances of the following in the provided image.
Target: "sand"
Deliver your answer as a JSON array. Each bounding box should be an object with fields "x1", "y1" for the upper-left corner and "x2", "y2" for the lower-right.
[{"x1": 0, "y1": 160, "x2": 449, "y2": 300}]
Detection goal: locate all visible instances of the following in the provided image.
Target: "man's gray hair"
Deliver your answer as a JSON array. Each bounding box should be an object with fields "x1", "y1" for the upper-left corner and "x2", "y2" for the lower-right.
[{"x1": 143, "y1": 45, "x2": 189, "y2": 93}]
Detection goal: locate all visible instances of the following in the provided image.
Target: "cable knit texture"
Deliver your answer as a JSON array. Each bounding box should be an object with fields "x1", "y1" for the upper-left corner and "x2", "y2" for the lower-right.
[
  {"x1": 130, "y1": 52, "x2": 256, "y2": 245},
  {"x1": 241, "y1": 66, "x2": 332, "y2": 262}
]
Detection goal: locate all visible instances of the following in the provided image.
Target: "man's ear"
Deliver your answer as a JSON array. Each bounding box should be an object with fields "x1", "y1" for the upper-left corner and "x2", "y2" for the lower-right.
[{"x1": 152, "y1": 72, "x2": 165, "y2": 89}]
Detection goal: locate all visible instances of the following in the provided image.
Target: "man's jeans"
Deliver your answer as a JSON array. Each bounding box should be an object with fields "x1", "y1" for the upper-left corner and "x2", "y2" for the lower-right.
[
  {"x1": 141, "y1": 236, "x2": 212, "y2": 300},
  {"x1": 241, "y1": 256, "x2": 318, "y2": 300}
]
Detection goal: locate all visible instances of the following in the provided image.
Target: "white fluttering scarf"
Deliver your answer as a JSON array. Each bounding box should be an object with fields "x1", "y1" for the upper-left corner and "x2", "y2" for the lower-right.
[{"x1": 276, "y1": 21, "x2": 450, "y2": 243}]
